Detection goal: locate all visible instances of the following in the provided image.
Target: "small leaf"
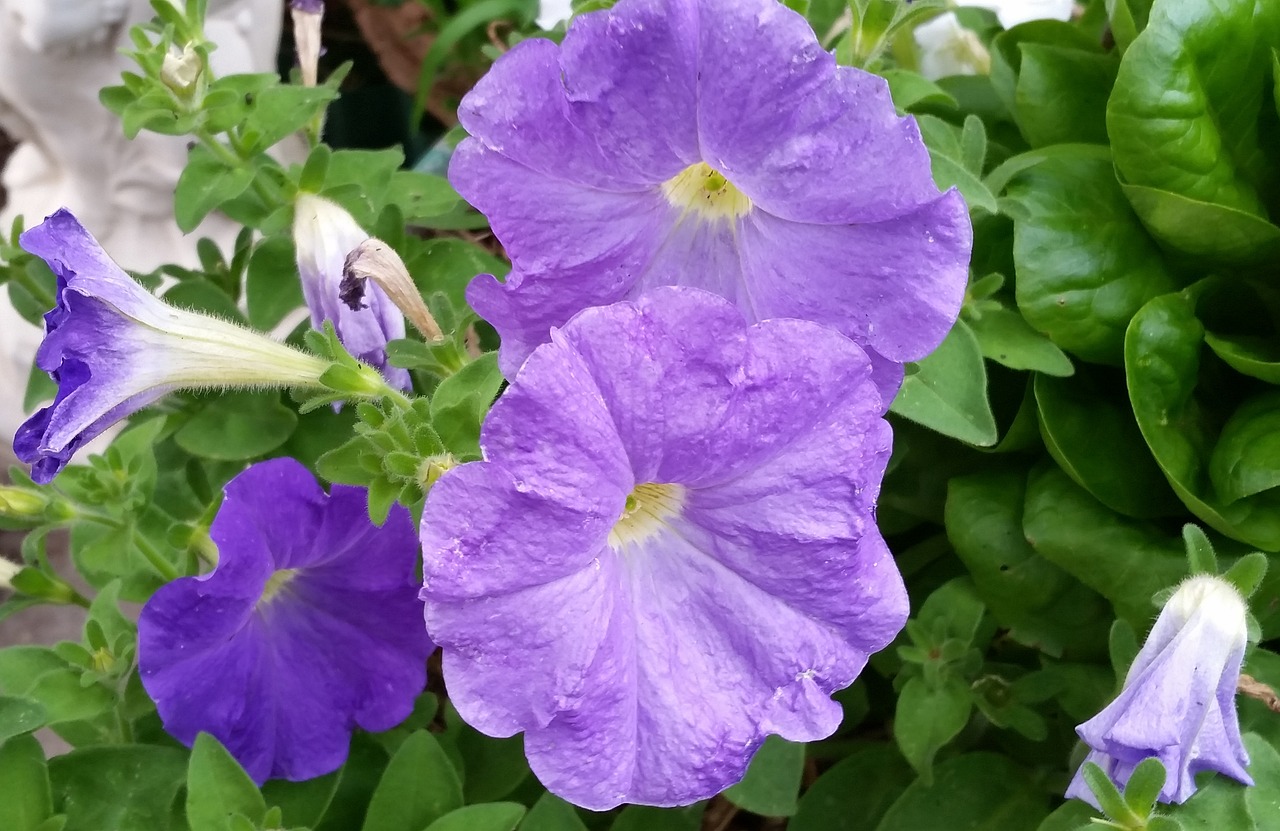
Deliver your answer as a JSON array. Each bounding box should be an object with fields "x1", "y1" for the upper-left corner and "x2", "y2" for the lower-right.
[
  {"x1": 360, "y1": 731, "x2": 462, "y2": 831},
  {"x1": 0, "y1": 734, "x2": 53, "y2": 831},
  {"x1": 723, "y1": 736, "x2": 805, "y2": 817},
  {"x1": 424, "y1": 804, "x2": 526, "y2": 831},
  {"x1": 1080, "y1": 762, "x2": 1137, "y2": 824},
  {"x1": 175, "y1": 392, "x2": 299, "y2": 461},
  {"x1": 1182, "y1": 525, "x2": 1218, "y2": 576},
  {"x1": 891, "y1": 321, "x2": 998, "y2": 447},
  {"x1": 186, "y1": 734, "x2": 267, "y2": 831},
  {"x1": 174, "y1": 146, "x2": 255, "y2": 233},
  {"x1": 0, "y1": 696, "x2": 48, "y2": 743},
  {"x1": 519, "y1": 793, "x2": 587, "y2": 831},
  {"x1": 1122, "y1": 757, "x2": 1167, "y2": 821}
]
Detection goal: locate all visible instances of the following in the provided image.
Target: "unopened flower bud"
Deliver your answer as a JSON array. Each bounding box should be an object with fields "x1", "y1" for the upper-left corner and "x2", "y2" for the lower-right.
[
  {"x1": 290, "y1": 0, "x2": 325, "y2": 87},
  {"x1": 1066, "y1": 574, "x2": 1253, "y2": 807},
  {"x1": 161, "y1": 44, "x2": 203, "y2": 94},
  {"x1": 0, "y1": 486, "x2": 48, "y2": 518},
  {"x1": 343, "y1": 239, "x2": 444, "y2": 342}
]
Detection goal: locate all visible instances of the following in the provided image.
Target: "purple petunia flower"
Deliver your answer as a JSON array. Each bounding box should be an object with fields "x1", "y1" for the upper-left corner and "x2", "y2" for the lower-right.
[
  {"x1": 1066, "y1": 575, "x2": 1253, "y2": 808},
  {"x1": 293, "y1": 193, "x2": 409, "y2": 389},
  {"x1": 450, "y1": 0, "x2": 972, "y2": 394},
  {"x1": 419, "y1": 287, "x2": 907, "y2": 809},
  {"x1": 139, "y1": 458, "x2": 432, "y2": 783},
  {"x1": 14, "y1": 210, "x2": 332, "y2": 484}
]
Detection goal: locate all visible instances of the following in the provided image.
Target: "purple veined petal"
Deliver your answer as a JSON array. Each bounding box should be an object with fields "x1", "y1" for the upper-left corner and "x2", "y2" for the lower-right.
[
  {"x1": 140, "y1": 459, "x2": 432, "y2": 783},
  {"x1": 696, "y1": 0, "x2": 942, "y2": 225},
  {"x1": 737, "y1": 192, "x2": 972, "y2": 364},
  {"x1": 421, "y1": 288, "x2": 906, "y2": 809},
  {"x1": 293, "y1": 194, "x2": 409, "y2": 388}
]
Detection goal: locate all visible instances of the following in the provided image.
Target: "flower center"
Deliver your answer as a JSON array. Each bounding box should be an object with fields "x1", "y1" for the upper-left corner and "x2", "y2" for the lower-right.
[
  {"x1": 609, "y1": 482, "x2": 686, "y2": 549},
  {"x1": 259, "y1": 568, "x2": 299, "y2": 605},
  {"x1": 661, "y1": 162, "x2": 752, "y2": 221}
]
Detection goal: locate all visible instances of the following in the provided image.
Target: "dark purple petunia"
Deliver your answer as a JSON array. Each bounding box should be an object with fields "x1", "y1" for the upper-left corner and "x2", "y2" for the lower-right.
[
  {"x1": 450, "y1": 0, "x2": 972, "y2": 395},
  {"x1": 1067, "y1": 575, "x2": 1253, "y2": 807},
  {"x1": 139, "y1": 458, "x2": 432, "y2": 783},
  {"x1": 14, "y1": 210, "x2": 331, "y2": 484},
  {"x1": 419, "y1": 288, "x2": 907, "y2": 809}
]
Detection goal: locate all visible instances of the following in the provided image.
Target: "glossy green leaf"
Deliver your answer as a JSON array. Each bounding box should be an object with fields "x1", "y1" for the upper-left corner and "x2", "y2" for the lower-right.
[
  {"x1": 175, "y1": 391, "x2": 299, "y2": 461},
  {"x1": 0, "y1": 734, "x2": 53, "y2": 831},
  {"x1": 881, "y1": 69, "x2": 957, "y2": 111},
  {"x1": 1107, "y1": 0, "x2": 1280, "y2": 262},
  {"x1": 966, "y1": 303, "x2": 1073, "y2": 376},
  {"x1": 874, "y1": 752, "x2": 1048, "y2": 831},
  {"x1": 610, "y1": 804, "x2": 703, "y2": 831},
  {"x1": 187, "y1": 734, "x2": 267, "y2": 831},
  {"x1": 1021, "y1": 465, "x2": 1187, "y2": 627},
  {"x1": 1015, "y1": 42, "x2": 1118, "y2": 147},
  {"x1": 1104, "y1": 0, "x2": 1153, "y2": 53},
  {"x1": 429, "y1": 353, "x2": 505, "y2": 460},
  {"x1": 946, "y1": 469, "x2": 1112, "y2": 657},
  {"x1": 1208, "y1": 392, "x2": 1280, "y2": 504},
  {"x1": 519, "y1": 793, "x2": 587, "y2": 831},
  {"x1": 0, "y1": 647, "x2": 114, "y2": 725},
  {"x1": 1126, "y1": 292, "x2": 1280, "y2": 550},
  {"x1": 1119, "y1": 184, "x2": 1280, "y2": 265},
  {"x1": 893, "y1": 676, "x2": 972, "y2": 783},
  {"x1": 360, "y1": 730, "x2": 462, "y2": 831},
  {"x1": 1034, "y1": 368, "x2": 1180, "y2": 518},
  {"x1": 1007, "y1": 152, "x2": 1177, "y2": 365},
  {"x1": 1203, "y1": 332, "x2": 1280, "y2": 384},
  {"x1": 49, "y1": 746, "x2": 188, "y2": 831},
  {"x1": 789, "y1": 745, "x2": 913, "y2": 831},
  {"x1": 891, "y1": 321, "x2": 998, "y2": 447},
  {"x1": 723, "y1": 736, "x2": 805, "y2": 817},
  {"x1": 424, "y1": 803, "x2": 526, "y2": 831}
]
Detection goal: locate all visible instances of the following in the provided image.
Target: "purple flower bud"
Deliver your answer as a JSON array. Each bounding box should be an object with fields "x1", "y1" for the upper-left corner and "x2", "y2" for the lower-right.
[{"x1": 1067, "y1": 575, "x2": 1253, "y2": 807}]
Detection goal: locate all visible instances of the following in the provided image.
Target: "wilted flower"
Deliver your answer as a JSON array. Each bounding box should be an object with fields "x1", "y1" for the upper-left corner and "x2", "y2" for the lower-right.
[
  {"x1": 342, "y1": 238, "x2": 443, "y2": 342},
  {"x1": 451, "y1": 0, "x2": 971, "y2": 393},
  {"x1": 293, "y1": 193, "x2": 409, "y2": 389},
  {"x1": 419, "y1": 287, "x2": 907, "y2": 809},
  {"x1": 14, "y1": 210, "x2": 332, "y2": 484},
  {"x1": 139, "y1": 458, "x2": 432, "y2": 783},
  {"x1": 1066, "y1": 575, "x2": 1253, "y2": 807}
]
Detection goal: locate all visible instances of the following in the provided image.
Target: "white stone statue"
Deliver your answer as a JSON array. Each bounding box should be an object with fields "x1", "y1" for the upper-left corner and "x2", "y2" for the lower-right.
[{"x1": 0, "y1": 0, "x2": 285, "y2": 461}]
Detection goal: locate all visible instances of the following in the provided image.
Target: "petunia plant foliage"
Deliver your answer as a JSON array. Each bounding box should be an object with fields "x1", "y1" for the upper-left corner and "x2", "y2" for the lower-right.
[{"x1": 0, "y1": 0, "x2": 1279, "y2": 830}]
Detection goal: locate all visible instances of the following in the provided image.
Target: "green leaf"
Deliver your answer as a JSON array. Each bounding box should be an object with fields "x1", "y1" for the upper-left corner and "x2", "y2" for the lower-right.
[
  {"x1": 1223, "y1": 552, "x2": 1268, "y2": 598},
  {"x1": 315, "y1": 734, "x2": 389, "y2": 831},
  {"x1": 360, "y1": 731, "x2": 462, "y2": 831},
  {"x1": 1034, "y1": 368, "x2": 1180, "y2": 518},
  {"x1": 49, "y1": 746, "x2": 188, "y2": 831},
  {"x1": 1209, "y1": 392, "x2": 1280, "y2": 504},
  {"x1": 187, "y1": 734, "x2": 267, "y2": 831},
  {"x1": 965, "y1": 303, "x2": 1073, "y2": 376},
  {"x1": 1006, "y1": 152, "x2": 1178, "y2": 365},
  {"x1": 162, "y1": 278, "x2": 247, "y2": 324},
  {"x1": 429, "y1": 354, "x2": 505, "y2": 459},
  {"x1": 1203, "y1": 332, "x2": 1280, "y2": 384},
  {"x1": 1105, "y1": 0, "x2": 1154, "y2": 53},
  {"x1": 1020, "y1": 465, "x2": 1187, "y2": 627},
  {"x1": 424, "y1": 804, "x2": 526, "y2": 831},
  {"x1": 174, "y1": 145, "x2": 255, "y2": 233},
  {"x1": 240, "y1": 85, "x2": 338, "y2": 154},
  {"x1": 1081, "y1": 762, "x2": 1136, "y2": 825},
  {"x1": 1182, "y1": 525, "x2": 1219, "y2": 576},
  {"x1": 1033, "y1": 800, "x2": 1098, "y2": 831},
  {"x1": 881, "y1": 69, "x2": 957, "y2": 111},
  {"x1": 0, "y1": 734, "x2": 53, "y2": 831},
  {"x1": 789, "y1": 745, "x2": 913, "y2": 831},
  {"x1": 1125, "y1": 291, "x2": 1280, "y2": 550},
  {"x1": 246, "y1": 236, "x2": 304, "y2": 331},
  {"x1": 1013, "y1": 42, "x2": 1118, "y2": 147},
  {"x1": 0, "y1": 647, "x2": 115, "y2": 726},
  {"x1": 1107, "y1": 0, "x2": 1280, "y2": 263},
  {"x1": 175, "y1": 391, "x2": 299, "y2": 461},
  {"x1": 946, "y1": 470, "x2": 1112, "y2": 657},
  {"x1": 0, "y1": 696, "x2": 48, "y2": 742},
  {"x1": 893, "y1": 676, "x2": 972, "y2": 783},
  {"x1": 1122, "y1": 758, "x2": 1167, "y2": 821},
  {"x1": 261, "y1": 771, "x2": 340, "y2": 830},
  {"x1": 874, "y1": 752, "x2": 1048, "y2": 830},
  {"x1": 723, "y1": 736, "x2": 805, "y2": 817},
  {"x1": 454, "y1": 729, "x2": 529, "y2": 804},
  {"x1": 519, "y1": 793, "x2": 587, "y2": 831},
  {"x1": 387, "y1": 171, "x2": 461, "y2": 222},
  {"x1": 610, "y1": 805, "x2": 704, "y2": 831},
  {"x1": 891, "y1": 321, "x2": 998, "y2": 447},
  {"x1": 1119, "y1": 183, "x2": 1280, "y2": 265}
]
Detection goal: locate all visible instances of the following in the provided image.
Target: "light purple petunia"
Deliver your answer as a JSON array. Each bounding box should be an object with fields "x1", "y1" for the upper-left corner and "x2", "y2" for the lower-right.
[
  {"x1": 14, "y1": 209, "x2": 331, "y2": 484},
  {"x1": 419, "y1": 287, "x2": 908, "y2": 809},
  {"x1": 1066, "y1": 574, "x2": 1253, "y2": 808},
  {"x1": 139, "y1": 458, "x2": 432, "y2": 783},
  {"x1": 450, "y1": 0, "x2": 972, "y2": 394},
  {"x1": 293, "y1": 193, "x2": 409, "y2": 389}
]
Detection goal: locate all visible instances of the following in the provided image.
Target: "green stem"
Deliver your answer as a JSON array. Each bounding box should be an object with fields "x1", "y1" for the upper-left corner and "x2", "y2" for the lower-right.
[{"x1": 132, "y1": 528, "x2": 180, "y2": 583}]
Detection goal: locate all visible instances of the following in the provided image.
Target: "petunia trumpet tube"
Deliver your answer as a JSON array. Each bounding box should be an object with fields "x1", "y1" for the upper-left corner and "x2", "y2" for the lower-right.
[
  {"x1": 14, "y1": 209, "x2": 333, "y2": 484},
  {"x1": 1066, "y1": 574, "x2": 1253, "y2": 807},
  {"x1": 449, "y1": 0, "x2": 973, "y2": 397},
  {"x1": 419, "y1": 287, "x2": 908, "y2": 809}
]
